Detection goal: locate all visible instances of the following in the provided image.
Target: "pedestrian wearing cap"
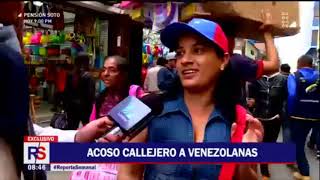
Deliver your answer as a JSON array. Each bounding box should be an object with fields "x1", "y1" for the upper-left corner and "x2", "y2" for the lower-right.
[{"x1": 118, "y1": 18, "x2": 263, "y2": 180}]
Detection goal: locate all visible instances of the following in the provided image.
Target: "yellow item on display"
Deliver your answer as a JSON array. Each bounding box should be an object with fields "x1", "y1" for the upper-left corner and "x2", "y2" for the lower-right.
[
  {"x1": 26, "y1": 32, "x2": 32, "y2": 37},
  {"x1": 130, "y1": 8, "x2": 143, "y2": 20},
  {"x1": 40, "y1": 35, "x2": 49, "y2": 44},
  {"x1": 23, "y1": 32, "x2": 32, "y2": 45},
  {"x1": 23, "y1": 36, "x2": 31, "y2": 45},
  {"x1": 142, "y1": 53, "x2": 148, "y2": 64},
  {"x1": 39, "y1": 47, "x2": 47, "y2": 56}
]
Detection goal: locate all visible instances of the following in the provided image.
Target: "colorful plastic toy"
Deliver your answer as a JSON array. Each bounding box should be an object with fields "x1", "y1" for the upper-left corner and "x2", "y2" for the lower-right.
[
  {"x1": 39, "y1": 47, "x2": 47, "y2": 56},
  {"x1": 66, "y1": 32, "x2": 75, "y2": 41},
  {"x1": 146, "y1": 45, "x2": 151, "y2": 54},
  {"x1": 23, "y1": 36, "x2": 31, "y2": 45},
  {"x1": 58, "y1": 32, "x2": 66, "y2": 43},
  {"x1": 40, "y1": 34, "x2": 49, "y2": 44},
  {"x1": 49, "y1": 34, "x2": 60, "y2": 43},
  {"x1": 142, "y1": 53, "x2": 148, "y2": 64},
  {"x1": 30, "y1": 45, "x2": 40, "y2": 55},
  {"x1": 31, "y1": 32, "x2": 42, "y2": 44}
]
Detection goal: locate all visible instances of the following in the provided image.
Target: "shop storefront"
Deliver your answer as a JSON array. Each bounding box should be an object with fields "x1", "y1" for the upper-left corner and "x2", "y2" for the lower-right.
[
  {"x1": 22, "y1": 1, "x2": 122, "y2": 120},
  {"x1": 23, "y1": 1, "x2": 98, "y2": 102},
  {"x1": 22, "y1": 1, "x2": 147, "y2": 122}
]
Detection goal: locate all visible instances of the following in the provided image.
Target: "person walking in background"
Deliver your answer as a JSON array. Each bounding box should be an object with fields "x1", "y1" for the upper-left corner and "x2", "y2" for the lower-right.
[
  {"x1": 281, "y1": 63, "x2": 291, "y2": 76},
  {"x1": 306, "y1": 49, "x2": 320, "y2": 157},
  {"x1": 307, "y1": 127, "x2": 320, "y2": 155},
  {"x1": 70, "y1": 55, "x2": 144, "y2": 180},
  {"x1": 248, "y1": 69, "x2": 287, "y2": 180},
  {"x1": 44, "y1": 61, "x2": 56, "y2": 103},
  {"x1": 279, "y1": 63, "x2": 292, "y2": 144},
  {"x1": 158, "y1": 52, "x2": 179, "y2": 93},
  {"x1": 52, "y1": 61, "x2": 68, "y2": 112},
  {"x1": 221, "y1": 11, "x2": 279, "y2": 107},
  {"x1": 288, "y1": 55, "x2": 320, "y2": 180},
  {"x1": 143, "y1": 57, "x2": 167, "y2": 93},
  {"x1": 64, "y1": 53, "x2": 96, "y2": 130}
]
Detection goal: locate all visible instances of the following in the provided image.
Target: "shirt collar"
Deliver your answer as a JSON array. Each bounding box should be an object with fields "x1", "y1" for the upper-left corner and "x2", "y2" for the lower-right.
[
  {"x1": 263, "y1": 72, "x2": 280, "y2": 79},
  {"x1": 159, "y1": 94, "x2": 227, "y2": 123}
]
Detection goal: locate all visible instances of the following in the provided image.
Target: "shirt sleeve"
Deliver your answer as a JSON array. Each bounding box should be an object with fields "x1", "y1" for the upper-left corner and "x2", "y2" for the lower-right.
[
  {"x1": 33, "y1": 124, "x2": 77, "y2": 142},
  {"x1": 230, "y1": 54, "x2": 264, "y2": 82},
  {"x1": 144, "y1": 71, "x2": 149, "y2": 91},
  {"x1": 158, "y1": 68, "x2": 178, "y2": 92},
  {"x1": 287, "y1": 74, "x2": 296, "y2": 115},
  {"x1": 157, "y1": 68, "x2": 167, "y2": 90}
]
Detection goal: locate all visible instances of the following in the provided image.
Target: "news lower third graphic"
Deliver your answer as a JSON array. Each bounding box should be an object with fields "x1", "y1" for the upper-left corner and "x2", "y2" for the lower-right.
[
  {"x1": 24, "y1": 136, "x2": 296, "y2": 171},
  {"x1": 23, "y1": 136, "x2": 54, "y2": 171}
]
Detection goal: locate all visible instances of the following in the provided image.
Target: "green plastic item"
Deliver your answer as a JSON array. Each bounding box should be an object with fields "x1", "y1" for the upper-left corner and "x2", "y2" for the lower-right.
[
  {"x1": 39, "y1": 47, "x2": 47, "y2": 56},
  {"x1": 59, "y1": 32, "x2": 66, "y2": 43}
]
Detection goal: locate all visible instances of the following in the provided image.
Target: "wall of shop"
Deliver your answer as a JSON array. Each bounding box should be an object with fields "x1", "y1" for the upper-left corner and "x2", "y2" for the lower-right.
[{"x1": 107, "y1": 14, "x2": 143, "y2": 85}]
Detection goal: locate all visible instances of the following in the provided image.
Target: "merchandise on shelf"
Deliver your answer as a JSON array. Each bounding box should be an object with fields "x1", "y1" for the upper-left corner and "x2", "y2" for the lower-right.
[
  {"x1": 31, "y1": 32, "x2": 42, "y2": 44},
  {"x1": 23, "y1": 32, "x2": 32, "y2": 45}
]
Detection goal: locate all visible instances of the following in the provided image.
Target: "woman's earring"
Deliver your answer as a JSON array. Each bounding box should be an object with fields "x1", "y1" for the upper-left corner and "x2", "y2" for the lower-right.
[{"x1": 220, "y1": 65, "x2": 225, "y2": 71}]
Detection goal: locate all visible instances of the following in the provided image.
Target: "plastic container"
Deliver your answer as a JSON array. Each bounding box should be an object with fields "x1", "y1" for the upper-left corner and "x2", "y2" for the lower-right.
[
  {"x1": 39, "y1": 47, "x2": 47, "y2": 56},
  {"x1": 30, "y1": 45, "x2": 40, "y2": 55}
]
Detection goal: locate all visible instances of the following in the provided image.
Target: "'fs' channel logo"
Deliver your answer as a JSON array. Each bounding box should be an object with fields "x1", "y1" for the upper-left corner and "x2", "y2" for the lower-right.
[{"x1": 23, "y1": 136, "x2": 57, "y2": 164}]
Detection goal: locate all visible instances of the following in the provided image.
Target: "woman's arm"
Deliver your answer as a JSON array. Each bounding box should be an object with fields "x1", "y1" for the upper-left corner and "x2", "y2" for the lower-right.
[
  {"x1": 117, "y1": 128, "x2": 148, "y2": 180},
  {"x1": 260, "y1": 11, "x2": 279, "y2": 75},
  {"x1": 262, "y1": 32, "x2": 279, "y2": 75}
]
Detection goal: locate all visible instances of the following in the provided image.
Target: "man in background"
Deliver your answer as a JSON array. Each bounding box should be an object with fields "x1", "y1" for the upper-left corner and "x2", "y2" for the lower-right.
[
  {"x1": 280, "y1": 63, "x2": 291, "y2": 76},
  {"x1": 279, "y1": 63, "x2": 292, "y2": 144},
  {"x1": 158, "y1": 52, "x2": 179, "y2": 93},
  {"x1": 144, "y1": 57, "x2": 167, "y2": 93},
  {"x1": 288, "y1": 55, "x2": 320, "y2": 179},
  {"x1": 248, "y1": 68, "x2": 287, "y2": 179}
]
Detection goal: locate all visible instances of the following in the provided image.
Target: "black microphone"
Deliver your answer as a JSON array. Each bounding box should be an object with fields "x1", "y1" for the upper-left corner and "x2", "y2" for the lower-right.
[{"x1": 103, "y1": 93, "x2": 164, "y2": 138}]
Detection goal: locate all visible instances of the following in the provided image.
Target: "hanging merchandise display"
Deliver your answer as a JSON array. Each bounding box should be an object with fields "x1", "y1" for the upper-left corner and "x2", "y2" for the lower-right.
[
  {"x1": 125, "y1": 2, "x2": 179, "y2": 31},
  {"x1": 142, "y1": 28, "x2": 170, "y2": 67},
  {"x1": 119, "y1": 1, "x2": 142, "y2": 9},
  {"x1": 152, "y1": 2, "x2": 179, "y2": 32}
]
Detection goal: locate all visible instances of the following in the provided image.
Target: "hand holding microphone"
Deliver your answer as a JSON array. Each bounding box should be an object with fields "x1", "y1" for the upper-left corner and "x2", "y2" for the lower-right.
[{"x1": 97, "y1": 93, "x2": 164, "y2": 143}]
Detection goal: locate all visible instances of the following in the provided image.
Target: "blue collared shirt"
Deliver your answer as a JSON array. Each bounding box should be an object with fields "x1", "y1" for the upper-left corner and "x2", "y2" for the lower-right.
[{"x1": 145, "y1": 94, "x2": 231, "y2": 180}]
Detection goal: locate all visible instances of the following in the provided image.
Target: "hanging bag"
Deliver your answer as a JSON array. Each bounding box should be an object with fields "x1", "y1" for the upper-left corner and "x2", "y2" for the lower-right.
[{"x1": 50, "y1": 103, "x2": 69, "y2": 130}]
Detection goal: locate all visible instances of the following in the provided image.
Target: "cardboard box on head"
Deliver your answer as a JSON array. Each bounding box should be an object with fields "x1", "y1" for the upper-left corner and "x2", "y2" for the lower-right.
[{"x1": 181, "y1": 2, "x2": 300, "y2": 41}]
